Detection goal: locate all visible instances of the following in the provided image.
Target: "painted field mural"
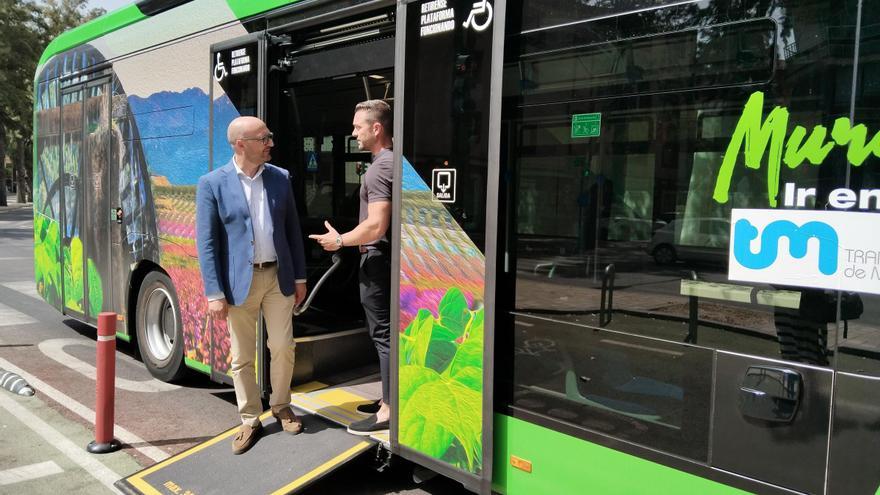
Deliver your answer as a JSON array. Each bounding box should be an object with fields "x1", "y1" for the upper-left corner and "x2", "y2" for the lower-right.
[
  {"x1": 33, "y1": 41, "x2": 232, "y2": 374},
  {"x1": 153, "y1": 182, "x2": 215, "y2": 371},
  {"x1": 399, "y1": 159, "x2": 485, "y2": 474}
]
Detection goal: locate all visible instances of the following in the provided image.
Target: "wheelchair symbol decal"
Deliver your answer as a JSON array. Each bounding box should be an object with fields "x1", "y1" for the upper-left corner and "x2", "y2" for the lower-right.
[
  {"x1": 213, "y1": 53, "x2": 228, "y2": 82},
  {"x1": 463, "y1": 0, "x2": 493, "y2": 32}
]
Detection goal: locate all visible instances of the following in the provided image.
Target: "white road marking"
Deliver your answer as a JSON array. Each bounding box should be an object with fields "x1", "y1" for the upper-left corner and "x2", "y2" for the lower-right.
[
  {"x1": 38, "y1": 339, "x2": 180, "y2": 393},
  {"x1": 0, "y1": 357, "x2": 169, "y2": 463},
  {"x1": 1, "y1": 281, "x2": 41, "y2": 300},
  {"x1": 0, "y1": 302, "x2": 37, "y2": 326},
  {"x1": 0, "y1": 461, "x2": 64, "y2": 486},
  {"x1": 0, "y1": 394, "x2": 122, "y2": 493}
]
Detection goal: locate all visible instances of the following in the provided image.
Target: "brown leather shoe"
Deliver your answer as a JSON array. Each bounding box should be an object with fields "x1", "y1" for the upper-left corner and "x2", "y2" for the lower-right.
[
  {"x1": 272, "y1": 407, "x2": 303, "y2": 435},
  {"x1": 231, "y1": 421, "x2": 262, "y2": 455}
]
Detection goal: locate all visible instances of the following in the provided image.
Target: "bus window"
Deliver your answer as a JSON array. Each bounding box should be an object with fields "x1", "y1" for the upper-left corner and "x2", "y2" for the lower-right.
[
  {"x1": 827, "y1": 6, "x2": 880, "y2": 492},
  {"x1": 498, "y1": 1, "x2": 862, "y2": 491}
]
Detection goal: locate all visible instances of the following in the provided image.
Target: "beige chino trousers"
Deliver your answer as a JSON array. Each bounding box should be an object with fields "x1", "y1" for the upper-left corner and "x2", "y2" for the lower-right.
[{"x1": 227, "y1": 264, "x2": 296, "y2": 427}]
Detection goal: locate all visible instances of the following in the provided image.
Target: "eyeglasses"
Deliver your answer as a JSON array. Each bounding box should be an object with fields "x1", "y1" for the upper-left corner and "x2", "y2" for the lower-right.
[{"x1": 238, "y1": 132, "x2": 274, "y2": 145}]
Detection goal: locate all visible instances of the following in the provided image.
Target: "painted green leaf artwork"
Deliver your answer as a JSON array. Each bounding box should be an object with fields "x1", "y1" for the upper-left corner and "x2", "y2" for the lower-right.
[
  {"x1": 62, "y1": 236, "x2": 84, "y2": 312},
  {"x1": 87, "y1": 258, "x2": 103, "y2": 316},
  {"x1": 33, "y1": 213, "x2": 61, "y2": 306},
  {"x1": 399, "y1": 287, "x2": 483, "y2": 472}
]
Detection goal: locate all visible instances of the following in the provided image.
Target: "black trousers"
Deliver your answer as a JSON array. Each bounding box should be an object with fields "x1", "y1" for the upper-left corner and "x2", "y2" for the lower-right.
[{"x1": 359, "y1": 249, "x2": 391, "y2": 404}]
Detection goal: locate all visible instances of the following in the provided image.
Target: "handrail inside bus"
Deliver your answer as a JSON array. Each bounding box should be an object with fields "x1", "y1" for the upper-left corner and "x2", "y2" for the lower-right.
[
  {"x1": 599, "y1": 263, "x2": 615, "y2": 326},
  {"x1": 293, "y1": 252, "x2": 342, "y2": 316}
]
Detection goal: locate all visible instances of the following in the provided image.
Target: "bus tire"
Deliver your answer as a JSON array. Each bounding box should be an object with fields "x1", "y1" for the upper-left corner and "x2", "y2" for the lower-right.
[{"x1": 135, "y1": 271, "x2": 187, "y2": 382}]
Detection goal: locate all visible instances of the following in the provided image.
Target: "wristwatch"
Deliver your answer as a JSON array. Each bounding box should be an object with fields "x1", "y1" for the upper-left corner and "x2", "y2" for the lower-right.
[{"x1": 335, "y1": 235, "x2": 343, "y2": 247}]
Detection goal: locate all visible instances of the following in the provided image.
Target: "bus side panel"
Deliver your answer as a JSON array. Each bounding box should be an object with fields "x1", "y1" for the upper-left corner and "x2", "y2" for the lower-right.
[
  {"x1": 492, "y1": 414, "x2": 748, "y2": 495},
  {"x1": 109, "y1": 24, "x2": 250, "y2": 374}
]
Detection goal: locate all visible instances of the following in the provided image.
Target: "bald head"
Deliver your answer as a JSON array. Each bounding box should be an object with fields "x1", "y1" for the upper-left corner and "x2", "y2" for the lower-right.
[
  {"x1": 227, "y1": 116, "x2": 266, "y2": 145},
  {"x1": 227, "y1": 116, "x2": 273, "y2": 171}
]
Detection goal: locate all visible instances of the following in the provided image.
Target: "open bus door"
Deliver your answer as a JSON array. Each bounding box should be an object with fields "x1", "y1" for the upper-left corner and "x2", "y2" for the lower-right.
[
  {"x1": 208, "y1": 33, "x2": 270, "y2": 386},
  {"x1": 391, "y1": 0, "x2": 505, "y2": 492}
]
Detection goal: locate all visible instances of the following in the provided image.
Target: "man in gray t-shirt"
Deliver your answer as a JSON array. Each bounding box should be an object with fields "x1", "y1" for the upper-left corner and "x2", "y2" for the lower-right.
[
  {"x1": 309, "y1": 100, "x2": 393, "y2": 435},
  {"x1": 359, "y1": 147, "x2": 392, "y2": 247}
]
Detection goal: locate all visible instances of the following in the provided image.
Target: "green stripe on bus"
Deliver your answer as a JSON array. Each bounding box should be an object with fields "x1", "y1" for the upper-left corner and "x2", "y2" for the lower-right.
[
  {"x1": 185, "y1": 357, "x2": 211, "y2": 375},
  {"x1": 226, "y1": 0, "x2": 300, "y2": 20},
  {"x1": 37, "y1": 5, "x2": 145, "y2": 68},
  {"x1": 493, "y1": 414, "x2": 750, "y2": 495},
  {"x1": 115, "y1": 331, "x2": 131, "y2": 342}
]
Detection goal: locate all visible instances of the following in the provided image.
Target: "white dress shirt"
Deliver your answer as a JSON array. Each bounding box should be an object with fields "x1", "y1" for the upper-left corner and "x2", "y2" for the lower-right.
[
  {"x1": 234, "y1": 157, "x2": 277, "y2": 265},
  {"x1": 230, "y1": 158, "x2": 306, "y2": 288}
]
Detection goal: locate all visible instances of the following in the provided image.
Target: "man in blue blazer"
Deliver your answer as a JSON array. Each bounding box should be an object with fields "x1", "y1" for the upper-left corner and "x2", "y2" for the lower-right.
[{"x1": 196, "y1": 116, "x2": 307, "y2": 455}]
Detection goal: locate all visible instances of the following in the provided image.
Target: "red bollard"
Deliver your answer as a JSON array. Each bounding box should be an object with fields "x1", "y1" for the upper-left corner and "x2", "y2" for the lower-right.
[{"x1": 87, "y1": 312, "x2": 121, "y2": 454}]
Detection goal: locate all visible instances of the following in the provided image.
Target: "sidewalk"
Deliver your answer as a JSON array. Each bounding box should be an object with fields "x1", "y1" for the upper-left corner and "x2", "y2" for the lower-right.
[
  {"x1": 0, "y1": 389, "x2": 141, "y2": 494},
  {"x1": 0, "y1": 197, "x2": 33, "y2": 215}
]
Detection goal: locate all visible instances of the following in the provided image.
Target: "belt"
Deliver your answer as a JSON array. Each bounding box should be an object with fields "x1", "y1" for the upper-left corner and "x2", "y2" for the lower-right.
[
  {"x1": 359, "y1": 243, "x2": 390, "y2": 254},
  {"x1": 253, "y1": 260, "x2": 277, "y2": 269}
]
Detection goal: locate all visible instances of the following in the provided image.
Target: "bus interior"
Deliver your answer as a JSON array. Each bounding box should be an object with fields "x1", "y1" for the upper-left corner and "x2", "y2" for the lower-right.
[{"x1": 263, "y1": 9, "x2": 396, "y2": 381}]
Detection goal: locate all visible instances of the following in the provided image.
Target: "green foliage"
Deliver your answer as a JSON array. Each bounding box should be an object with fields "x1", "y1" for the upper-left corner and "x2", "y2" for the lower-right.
[
  {"x1": 87, "y1": 258, "x2": 102, "y2": 315},
  {"x1": 62, "y1": 236, "x2": 83, "y2": 312},
  {"x1": 33, "y1": 213, "x2": 61, "y2": 305},
  {"x1": 399, "y1": 288, "x2": 485, "y2": 472}
]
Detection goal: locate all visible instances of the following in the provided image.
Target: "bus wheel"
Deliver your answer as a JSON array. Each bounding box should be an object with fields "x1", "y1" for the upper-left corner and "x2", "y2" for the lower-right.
[{"x1": 136, "y1": 271, "x2": 186, "y2": 382}]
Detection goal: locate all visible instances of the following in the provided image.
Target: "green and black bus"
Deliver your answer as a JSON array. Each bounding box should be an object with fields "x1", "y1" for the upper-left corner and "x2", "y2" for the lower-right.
[{"x1": 33, "y1": 0, "x2": 880, "y2": 493}]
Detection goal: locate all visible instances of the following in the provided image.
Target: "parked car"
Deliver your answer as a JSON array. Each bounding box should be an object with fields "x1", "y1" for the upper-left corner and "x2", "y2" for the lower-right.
[{"x1": 647, "y1": 217, "x2": 730, "y2": 265}]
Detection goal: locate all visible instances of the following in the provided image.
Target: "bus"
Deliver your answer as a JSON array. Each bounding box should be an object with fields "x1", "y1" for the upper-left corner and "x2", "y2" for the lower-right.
[{"x1": 33, "y1": 0, "x2": 880, "y2": 493}]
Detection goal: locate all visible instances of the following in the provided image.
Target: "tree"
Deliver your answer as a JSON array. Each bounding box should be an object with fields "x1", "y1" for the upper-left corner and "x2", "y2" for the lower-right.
[
  {"x1": 0, "y1": 0, "x2": 41, "y2": 206},
  {"x1": 0, "y1": 0, "x2": 104, "y2": 207}
]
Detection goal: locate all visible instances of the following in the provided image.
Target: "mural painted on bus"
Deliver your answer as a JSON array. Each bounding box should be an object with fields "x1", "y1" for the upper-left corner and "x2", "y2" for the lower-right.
[{"x1": 398, "y1": 158, "x2": 484, "y2": 474}]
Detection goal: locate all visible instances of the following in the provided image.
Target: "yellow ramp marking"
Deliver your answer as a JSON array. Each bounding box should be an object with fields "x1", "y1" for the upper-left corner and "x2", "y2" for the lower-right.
[
  {"x1": 290, "y1": 387, "x2": 376, "y2": 427},
  {"x1": 291, "y1": 381, "x2": 326, "y2": 394},
  {"x1": 126, "y1": 382, "x2": 329, "y2": 494},
  {"x1": 313, "y1": 389, "x2": 372, "y2": 416},
  {"x1": 269, "y1": 441, "x2": 372, "y2": 495},
  {"x1": 290, "y1": 393, "x2": 363, "y2": 426}
]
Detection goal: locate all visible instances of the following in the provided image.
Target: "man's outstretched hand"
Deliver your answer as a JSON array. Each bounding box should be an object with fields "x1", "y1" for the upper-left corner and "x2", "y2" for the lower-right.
[{"x1": 308, "y1": 221, "x2": 342, "y2": 252}]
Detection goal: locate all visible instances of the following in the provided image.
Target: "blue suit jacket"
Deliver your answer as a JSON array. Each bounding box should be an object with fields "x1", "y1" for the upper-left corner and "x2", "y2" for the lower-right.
[{"x1": 196, "y1": 160, "x2": 306, "y2": 306}]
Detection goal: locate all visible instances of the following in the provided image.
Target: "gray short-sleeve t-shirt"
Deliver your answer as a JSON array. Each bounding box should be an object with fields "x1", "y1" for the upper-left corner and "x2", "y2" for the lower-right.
[{"x1": 359, "y1": 147, "x2": 393, "y2": 246}]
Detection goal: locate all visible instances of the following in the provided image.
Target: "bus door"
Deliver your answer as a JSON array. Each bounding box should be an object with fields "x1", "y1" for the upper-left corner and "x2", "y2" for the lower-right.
[
  {"x1": 82, "y1": 78, "x2": 114, "y2": 323},
  {"x1": 209, "y1": 34, "x2": 265, "y2": 381},
  {"x1": 59, "y1": 74, "x2": 114, "y2": 323},
  {"x1": 264, "y1": 8, "x2": 395, "y2": 379},
  {"x1": 394, "y1": 0, "x2": 504, "y2": 492}
]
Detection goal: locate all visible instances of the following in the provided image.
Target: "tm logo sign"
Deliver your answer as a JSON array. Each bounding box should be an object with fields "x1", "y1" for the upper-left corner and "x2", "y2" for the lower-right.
[
  {"x1": 733, "y1": 219, "x2": 838, "y2": 275},
  {"x1": 729, "y1": 209, "x2": 880, "y2": 294}
]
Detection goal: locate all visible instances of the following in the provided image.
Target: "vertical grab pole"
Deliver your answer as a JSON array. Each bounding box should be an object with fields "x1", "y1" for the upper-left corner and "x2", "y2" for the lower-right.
[
  {"x1": 599, "y1": 264, "x2": 615, "y2": 327},
  {"x1": 686, "y1": 271, "x2": 699, "y2": 344},
  {"x1": 87, "y1": 312, "x2": 121, "y2": 453}
]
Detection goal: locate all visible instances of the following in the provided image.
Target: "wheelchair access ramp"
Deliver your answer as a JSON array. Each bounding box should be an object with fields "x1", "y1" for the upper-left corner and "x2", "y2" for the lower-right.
[{"x1": 116, "y1": 379, "x2": 388, "y2": 495}]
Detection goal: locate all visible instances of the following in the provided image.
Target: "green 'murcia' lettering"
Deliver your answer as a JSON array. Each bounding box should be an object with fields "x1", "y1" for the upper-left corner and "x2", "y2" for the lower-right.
[{"x1": 713, "y1": 91, "x2": 880, "y2": 207}]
